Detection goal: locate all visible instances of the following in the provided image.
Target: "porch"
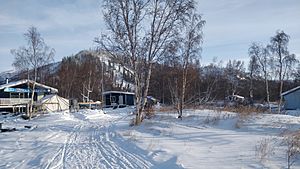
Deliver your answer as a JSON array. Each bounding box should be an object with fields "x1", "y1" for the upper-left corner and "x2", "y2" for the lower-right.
[{"x1": 0, "y1": 98, "x2": 31, "y2": 106}]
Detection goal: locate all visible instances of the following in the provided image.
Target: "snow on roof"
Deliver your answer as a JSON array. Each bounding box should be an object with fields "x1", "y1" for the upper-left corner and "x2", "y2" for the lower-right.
[
  {"x1": 0, "y1": 79, "x2": 58, "y2": 93},
  {"x1": 39, "y1": 94, "x2": 68, "y2": 103},
  {"x1": 102, "y1": 91, "x2": 134, "y2": 95},
  {"x1": 281, "y1": 86, "x2": 300, "y2": 96},
  {"x1": 39, "y1": 94, "x2": 56, "y2": 102},
  {"x1": 232, "y1": 95, "x2": 245, "y2": 99}
]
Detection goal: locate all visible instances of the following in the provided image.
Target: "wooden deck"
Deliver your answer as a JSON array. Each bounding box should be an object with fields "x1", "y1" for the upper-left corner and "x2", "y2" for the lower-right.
[
  {"x1": 0, "y1": 98, "x2": 31, "y2": 106},
  {"x1": 0, "y1": 98, "x2": 31, "y2": 113}
]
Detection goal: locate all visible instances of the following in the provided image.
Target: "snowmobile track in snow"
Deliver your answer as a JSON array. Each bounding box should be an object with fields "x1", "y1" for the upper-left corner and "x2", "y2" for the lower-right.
[{"x1": 44, "y1": 113, "x2": 151, "y2": 169}]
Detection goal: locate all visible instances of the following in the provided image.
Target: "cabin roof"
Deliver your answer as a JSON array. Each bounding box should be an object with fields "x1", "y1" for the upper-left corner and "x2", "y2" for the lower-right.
[
  {"x1": 0, "y1": 79, "x2": 58, "y2": 93},
  {"x1": 281, "y1": 86, "x2": 300, "y2": 96},
  {"x1": 102, "y1": 91, "x2": 134, "y2": 95}
]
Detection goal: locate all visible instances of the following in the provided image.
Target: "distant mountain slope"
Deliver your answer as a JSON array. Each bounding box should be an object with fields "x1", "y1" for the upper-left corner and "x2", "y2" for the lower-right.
[
  {"x1": 0, "y1": 70, "x2": 18, "y2": 84},
  {"x1": 69, "y1": 50, "x2": 134, "y2": 91},
  {"x1": 0, "y1": 50, "x2": 134, "y2": 91}
]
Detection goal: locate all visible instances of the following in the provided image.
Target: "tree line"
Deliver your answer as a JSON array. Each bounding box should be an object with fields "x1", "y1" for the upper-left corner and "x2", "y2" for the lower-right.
[
  {"x1": 10, "y1": 0, "x2": 298, "y2": 122},
  {"x1": 10, "y1": 27, "x2": 299, "y2": 117}
]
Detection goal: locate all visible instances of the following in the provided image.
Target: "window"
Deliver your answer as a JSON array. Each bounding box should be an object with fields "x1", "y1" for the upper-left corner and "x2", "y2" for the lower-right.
[{"x1": 110, "y1": 96, "x2": 116, "y2": 103}]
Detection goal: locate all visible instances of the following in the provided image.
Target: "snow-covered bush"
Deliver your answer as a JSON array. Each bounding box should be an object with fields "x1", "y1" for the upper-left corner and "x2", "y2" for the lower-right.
[
  {"x1": 255, "y1": 137, "x2": 275, "y2": 162},
  {"x1": 284, "y1": 134, "x2": 300, "y2": 169}
]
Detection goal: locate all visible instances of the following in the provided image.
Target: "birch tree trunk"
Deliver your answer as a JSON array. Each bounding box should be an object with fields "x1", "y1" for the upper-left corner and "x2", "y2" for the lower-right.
[
  {"x1": 265, "y1": 74, "x2": 271, "y2": 111},
  {"x1": 29, "y1": 67, "x2": 37, "y2": 119},
  {"x1": 278, "y1": 46, "x2": 283, "y2": 113},
  {"x1": 179, "y1": 66, "x2": 188, "y2": 119}
]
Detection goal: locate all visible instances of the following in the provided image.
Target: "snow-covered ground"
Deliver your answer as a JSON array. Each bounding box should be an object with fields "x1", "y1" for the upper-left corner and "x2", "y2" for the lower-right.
[{"x1": 0, "y1": 108, "x2": 300, "y2": 169}]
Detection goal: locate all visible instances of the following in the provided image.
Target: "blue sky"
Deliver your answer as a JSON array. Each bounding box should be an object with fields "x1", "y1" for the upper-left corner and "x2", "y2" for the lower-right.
[{"x1": 0, "y1": 0, "x2": 299, "y2": 72}]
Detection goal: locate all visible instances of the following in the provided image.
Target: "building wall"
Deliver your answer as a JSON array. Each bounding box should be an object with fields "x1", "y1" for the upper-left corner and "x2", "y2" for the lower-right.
[
  {"x1": 0, "y1": 89, "x2": 10, "y2": 98},
  {"x1": 104, "y1": 93, "x2": 135, "y2": 106},
  {"x1": 0, "y1": 83, "x2": 49, "y2": 100},
  {"x1": 283, "y1": 89, "x2": 300, "y2": 110},
  {"x1": 125, "y1": 94, "x2": 134, "y2": 105}
]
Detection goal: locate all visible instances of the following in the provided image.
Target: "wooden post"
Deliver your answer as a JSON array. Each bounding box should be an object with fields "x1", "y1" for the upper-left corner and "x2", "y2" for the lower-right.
[{"x1": 26, "y1": 104, "x2": 29, "y2": 117}]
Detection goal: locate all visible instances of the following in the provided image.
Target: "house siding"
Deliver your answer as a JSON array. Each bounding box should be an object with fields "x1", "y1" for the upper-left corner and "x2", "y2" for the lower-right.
[
  {"x1": 103, "y1": 92, "x2": 135, "y2": 107},
  {"x1": 283, "y1": 89, "x2": 300, "y2": 110}
]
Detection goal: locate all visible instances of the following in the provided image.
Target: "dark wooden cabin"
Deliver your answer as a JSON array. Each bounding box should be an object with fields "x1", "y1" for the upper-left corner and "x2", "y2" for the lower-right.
[{"x1": 102, "y1": 91, "x2": 135, "y2": 108}]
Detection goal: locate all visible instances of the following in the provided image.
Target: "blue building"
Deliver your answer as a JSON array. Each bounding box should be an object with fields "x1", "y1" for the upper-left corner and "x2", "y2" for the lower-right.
[
  {"x1": 0, "y1": 79, "x2": 58, "y2": 112},
  {"x1": 281, "y1": 86, "x2": 300, "y2": 110}
]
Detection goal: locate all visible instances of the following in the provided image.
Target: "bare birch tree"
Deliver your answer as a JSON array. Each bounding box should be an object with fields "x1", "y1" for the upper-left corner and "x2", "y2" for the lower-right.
[
  {"x1": 269, "y1": 31, "x2": 297, "y2": 113},
  {"x1": 165, "y1": 12, "x2": 205, "y2": 118},
  {"x1": 248, "y1": 49, "x2": 260, "y2": 105},
  {"x1": 11, "y1": 26, "x2": 54, "y2": 118},
  {"x1": 248, "y1": 43, "x2": 270, "y2": 107},
  {"x1": 200, "y1": 59, "x2": 223, "y2": 103},
  {"x1": 224, "y1": 60, "x2": 245, "y2": 96},
  {"x1": 249, "y1": 43, "x2": 274, "y2": 110},
  {"x1": 97, "y1": 0, "x2": 197, "y2": 124}
]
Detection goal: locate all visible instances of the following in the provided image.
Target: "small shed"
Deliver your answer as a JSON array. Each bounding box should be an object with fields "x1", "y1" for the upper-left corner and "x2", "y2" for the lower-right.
[
  {"x1": 102, "y1": 91, "x2": 135, "y2": 108},
  {"x1": 281, "y1": 86, "x2": 300, "y2": 110},
  {"x1": 38, "y1": 94, "x2": 69, "y2": 112}
]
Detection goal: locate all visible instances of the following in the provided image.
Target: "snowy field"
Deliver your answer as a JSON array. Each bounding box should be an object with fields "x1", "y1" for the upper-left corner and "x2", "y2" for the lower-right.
[{"x1": 0, "y1": 108, "x2": 300, "y2": 169}]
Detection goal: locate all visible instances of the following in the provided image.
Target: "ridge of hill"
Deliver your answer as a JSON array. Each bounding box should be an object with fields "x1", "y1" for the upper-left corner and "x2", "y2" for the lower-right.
[{"x1": 0, "y1": 50, "x2": 134, "y2": 91}]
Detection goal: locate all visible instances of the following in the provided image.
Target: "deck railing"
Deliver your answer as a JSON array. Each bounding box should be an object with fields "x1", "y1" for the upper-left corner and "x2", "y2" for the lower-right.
[{"x1": 0, "y1": 98, "x2": 31, "y2": 105}]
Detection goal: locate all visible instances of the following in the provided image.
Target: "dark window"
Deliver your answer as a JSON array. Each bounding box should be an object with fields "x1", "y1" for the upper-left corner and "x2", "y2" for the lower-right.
[{"x1": 110, "y1": 96, "x2": 116, "y2": 103}]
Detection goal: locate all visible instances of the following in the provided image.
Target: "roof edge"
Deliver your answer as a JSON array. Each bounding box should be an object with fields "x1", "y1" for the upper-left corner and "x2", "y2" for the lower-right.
[
  {"x1": 281, "y1": 86, "x2": 300, "y2": 96},
  {"x1": 0, "y1": 79, "x2": 58, "y2": 93},
  {"x1": 102, "y1": 91, "x2": 134, "y2": 95}
]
